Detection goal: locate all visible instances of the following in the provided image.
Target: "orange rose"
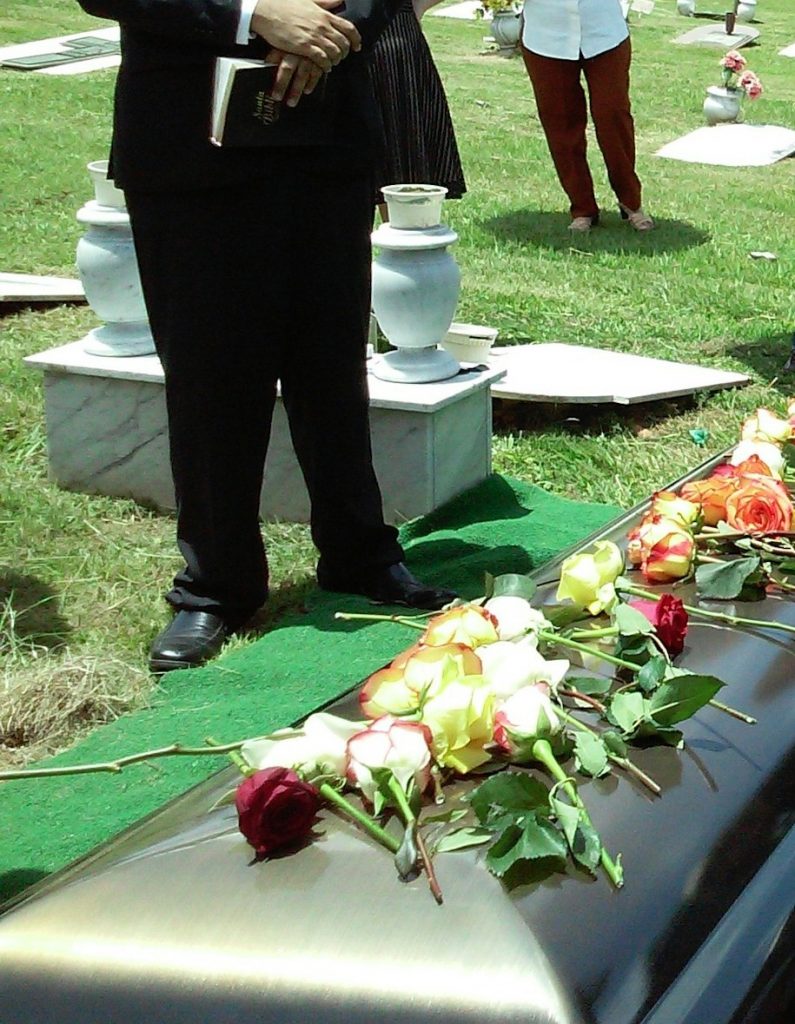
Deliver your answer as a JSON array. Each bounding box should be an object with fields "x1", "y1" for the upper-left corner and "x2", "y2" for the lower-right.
[
  {"x1": 724, "y1": 477, "x2": 792, "y2": 533},
  {"x1": 732, "y1": 455, "x2": 775, "y2": 478},
  {"x1": 680, "y1": 475, "x2": 739, "y2": 527},
  {"x1": 634, "y1": 515, "x2": 696, "y2": 583},
  {"x1": 422, "y1": 604, "x2": 499, "y2": 648}
]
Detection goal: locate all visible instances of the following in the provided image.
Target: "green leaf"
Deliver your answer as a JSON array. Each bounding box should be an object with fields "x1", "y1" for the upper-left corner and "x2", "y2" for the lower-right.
[
  {"x1": 634, "y1": 720, "x2": 684, "y2": 747},
  {"x1": 696, "y1": 556, "x2": 762, "y2": 600},
  {"x1": 636, "y1": 655, "x2": 668, "y2": 693},
  {"x1": 649, "y1": 673, "x2": 724, "y2": 725},
  {"x1": 614, "y1": 602, "x2": 655, "y2": 636},
  {"x1": 606, "y1": 691, "x2": 646, "y2": 735},
  {"x1": 601, "y1": 729, "x2": 628, "y2": 758},
  {"x1": 491, "y1": 573, "x2": 537, "y2": 601},
  {"x1": 394, "y1": 826, "x2": 419, "y2": 880},
  {"x1": 483, "y1": 571, "x2": 495, "y2": 600},
  {"x1": 468, "y1": 771, "x2": 549, "y2": 825},
  {"x1": 485, "y1": 814, "x2": 567, "y2": 877},
  {"x1": 569, "y1": 676, "x2": 612, "y2": 696},
  {"x1": 434, "y1": 827, "x2": 492, "y2": 854},
  {"x1": 573, "y1": 731, "x2": 610, "y2": 777},
  {"x1": 550, "y1": 796, "x2": 602, "y2": 872},
  {"x1": 420, "y1": 808, "x2": 468, "y2": 826},
  {"x1": 545, "y1": 604, "x2": 591, "y2": 629}
]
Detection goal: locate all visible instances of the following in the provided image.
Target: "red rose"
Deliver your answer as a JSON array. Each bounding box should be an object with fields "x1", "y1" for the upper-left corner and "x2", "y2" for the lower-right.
[
  {"x1": 235, "y1": 767, "x2": 321, "y2": 856},
  {"x1": 629, "y1": 594, "x2": 688, "y2": 658}
]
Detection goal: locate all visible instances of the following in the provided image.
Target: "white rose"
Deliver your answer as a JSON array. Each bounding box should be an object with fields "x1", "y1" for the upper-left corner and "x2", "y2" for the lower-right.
[
  {"x1": 493, "y1": 685, "x2": 562, "y2": 754},
  {"x1": 730, "y1": 439, "x2": 785, "y2": 476},
  {"x1": 483, "y1": 595, "x2": 551, "y2": 641},
  {"x1": 478, "y1": 637, "x2": 569, "y2": 700},
  {"x1": 241, "y1": 712, "x2": 361, "y2": 779}
]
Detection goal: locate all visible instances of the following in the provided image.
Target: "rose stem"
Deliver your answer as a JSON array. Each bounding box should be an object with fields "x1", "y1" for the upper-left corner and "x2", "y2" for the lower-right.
[
  {"x1": 617, "y1": 581, "x2": 795, "y2": 638},
  {"x1": 531, "y1": 738, "x2": 623, "y2": 889},
  {"x1": 558, "y1": 688, "x2": 607, "y2": 714},
  {"x1": 318, "y1": 782, "x2": 400, "y2": 853},
  {"x1": 567, "y1": 626, "x2": 618, "y2": 641},
  {"x1": 334, "y1": 611, "x2": 426, "y2": 630},
  {"x1": 539, "y1": 630, "x2": 754, "y2": 726},
  {"x1": 0, "y1": 740, "x2": 246, "y2": 781},
  {"x1": 415, "y1": 827, "x2": 444, "y2": 905},
  {"x1": 554, "y1": 707, "x2": 662, "y2": 796}
]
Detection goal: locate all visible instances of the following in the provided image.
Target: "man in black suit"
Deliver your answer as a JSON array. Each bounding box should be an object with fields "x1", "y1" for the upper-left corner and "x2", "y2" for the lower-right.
[{"x1": 76, "y1": 0, "x2": 456, "y2": 673}]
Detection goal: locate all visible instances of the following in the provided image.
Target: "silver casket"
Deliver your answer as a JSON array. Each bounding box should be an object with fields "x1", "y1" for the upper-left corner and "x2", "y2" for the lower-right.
[{"x1": 1, "y1": 461, "x2": 794, "y2": 1024}]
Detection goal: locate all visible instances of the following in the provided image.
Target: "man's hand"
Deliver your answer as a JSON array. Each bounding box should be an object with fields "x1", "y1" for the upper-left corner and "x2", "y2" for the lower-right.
[
  {"x1": 252, "y1": 0, "x2": 361, "y2": 73},
  {"x1": 265, "y1": 48, "x2": 324, "y2": 107}
]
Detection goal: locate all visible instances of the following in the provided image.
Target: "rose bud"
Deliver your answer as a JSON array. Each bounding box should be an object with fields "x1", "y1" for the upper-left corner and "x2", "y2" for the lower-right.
[
  {"x1": 359, "y1": 666, "x2": 417, "y2": 719},
  {"x1": 725, "y1": 477, "x2": 792, "y2": 533},
  {"x1": 493, "y1": 685, "x2": 562, "y2": 757},
  {"x1": 637, "y1": 516, "x2": 696, "y2": 583},
  {"x1": 730, "y1": 440, "x2": 785, "y2": 478},
  {"x1": 556, "y1": 540, "x2": 624, "y2": 615},
  {"x1": 628, "y1": 594, "x2": 688, "y2": 658},
  {"x1": 482, "y1": 595, "x2": 551, "y2": 642},
  {"x1": 741, "y1": 408, "x2": 791, "y2": 445},
  {"x1": 422, "y1": 604, "x2": 499, "y2": 648},
  {"x1": 680, "y1": 475, "x2": 739, "y2": 527},
  {"x1": 650, "y1": 490, "x2": 702, "y2": 530},
  {"x1": 235, "y1": 766, "x2": 321, "y2": 857},
  {"x1": 346, "y1": 716, "x2": 433, "y2": 802}
]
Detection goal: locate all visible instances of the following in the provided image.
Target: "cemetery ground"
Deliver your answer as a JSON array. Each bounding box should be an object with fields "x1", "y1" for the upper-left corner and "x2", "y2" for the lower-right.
[{"x1": 1, "y1": 0, "x2": 794, "y2": 770}]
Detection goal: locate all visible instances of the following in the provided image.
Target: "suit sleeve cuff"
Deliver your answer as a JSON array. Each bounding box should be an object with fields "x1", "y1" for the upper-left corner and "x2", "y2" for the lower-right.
[{"x1": 235, "y1": 0, "x2": 258, "y2": 44}]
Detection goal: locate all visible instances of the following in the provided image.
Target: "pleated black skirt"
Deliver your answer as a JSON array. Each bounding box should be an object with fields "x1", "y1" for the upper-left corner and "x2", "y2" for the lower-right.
[{"x1": 369, "y1": 0, "x2": 467, "y2": 205}]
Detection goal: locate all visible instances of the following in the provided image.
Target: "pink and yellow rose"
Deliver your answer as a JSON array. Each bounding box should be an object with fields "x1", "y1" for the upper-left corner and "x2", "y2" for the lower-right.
[
  {"x1": 422, "y1": 604, "x2": 499, "y2": 648},
  {"x1": 724, "y1": 477, "x2": 792, "y2": 533}
]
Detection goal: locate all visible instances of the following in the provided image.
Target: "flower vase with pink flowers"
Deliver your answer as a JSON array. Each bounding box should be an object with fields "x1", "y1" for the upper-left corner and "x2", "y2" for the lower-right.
[{"x1": 704, "y1": 50, "x2": 764, "y2": 125}]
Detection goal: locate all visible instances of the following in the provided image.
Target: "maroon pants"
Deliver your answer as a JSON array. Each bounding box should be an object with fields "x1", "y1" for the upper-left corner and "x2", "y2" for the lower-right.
[{"x1": 521, "y1": 38, "x2": 642, "y2": 219}]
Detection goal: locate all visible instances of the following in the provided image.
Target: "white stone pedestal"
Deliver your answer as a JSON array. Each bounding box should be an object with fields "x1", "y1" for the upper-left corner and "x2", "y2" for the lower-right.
[{"x1": 24, "y1": 342, "x2": 505, "y2": 525}]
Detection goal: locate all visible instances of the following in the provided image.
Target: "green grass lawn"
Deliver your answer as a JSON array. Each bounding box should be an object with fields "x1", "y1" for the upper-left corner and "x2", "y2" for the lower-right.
[{"x1": 1, "y1": 0, "x2": 794, "y2": 766}]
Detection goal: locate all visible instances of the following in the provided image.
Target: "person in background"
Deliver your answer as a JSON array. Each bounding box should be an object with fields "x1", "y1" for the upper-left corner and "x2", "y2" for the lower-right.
[
  {"x1": 369, "y1": 0, "x2": 466, "y2": 219},
  {"x1": 520, "y1": 0, "x2": 653, "y2": 234},
  {"x1": 75, "y1": 0, "x2": 456, "y2": 674}
]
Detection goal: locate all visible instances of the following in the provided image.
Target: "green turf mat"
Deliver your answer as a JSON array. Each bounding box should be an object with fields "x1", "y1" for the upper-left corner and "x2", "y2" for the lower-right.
[{"x1": 0, "y1": 475, "x2": 619, "y2": 902}]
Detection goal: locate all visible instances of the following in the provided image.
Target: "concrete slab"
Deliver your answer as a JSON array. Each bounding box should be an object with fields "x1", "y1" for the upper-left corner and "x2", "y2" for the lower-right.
[
  {"x1": 672, "y1": 24, "x2": 759, "y2": 48},
  {"x1": 0, "y1": 273, "x2": 85, "y2": 304},
  {"x1": 489, "y1": 343, "x2": 749, "y2": 405},
  {"x1": 656, "y1": 124, "x2": 795, "y2": 167},
  {"x1": 779, "y1": 42, "x2": 795, "y2": 58},
  {"x1": 0, "y1": 27, "x2": 119, "y2": 76}
]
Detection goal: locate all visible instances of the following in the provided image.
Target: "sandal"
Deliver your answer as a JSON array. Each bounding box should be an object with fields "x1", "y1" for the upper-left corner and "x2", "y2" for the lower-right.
[
  {"x1": 619, "y1": 205, "x2": 654, "y2": 231},
  {"x1": 568, "y1": 214, "x2": 599, "y2": 233}
]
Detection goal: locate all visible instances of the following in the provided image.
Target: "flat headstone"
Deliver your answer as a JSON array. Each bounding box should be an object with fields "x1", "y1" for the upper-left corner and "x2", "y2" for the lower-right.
[
  {"x1": 656, "y1": 124, "x2": 795, "y2": 167},
  {"x1": 0, "y1": 27, "x2": 119, "y2": 75},
  {"x1": 0, "y1": 273, "x2": 85, "y2": 303},
  {"x1": 489, "y1": 343, "x2": 748, "y2": 405},
  {"x1": 779, "y1": 42, "x2": 795, "y2": 58},
  {"x1": 673, "y1": 24, "x2": 759, "y2": 47},
  {"x1": 430, "y1": 1, "x2": 482, "y2": 18}
]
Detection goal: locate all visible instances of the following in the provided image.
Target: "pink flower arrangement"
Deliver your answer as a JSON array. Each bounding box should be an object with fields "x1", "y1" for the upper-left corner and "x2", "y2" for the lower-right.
[{"x1": 719, "y1": 50, "x2": 763, "y2": 99}]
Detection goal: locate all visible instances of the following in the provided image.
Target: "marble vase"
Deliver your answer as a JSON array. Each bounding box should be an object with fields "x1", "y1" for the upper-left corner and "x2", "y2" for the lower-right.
[
  {"x1": 703, "y1": 86, "x2": 742, "y2": 126},
  {"x1": 76, "y1": 161, "x2": 155, "y2": 357},
  {"x1": 736, "y1": 0, "x2": 757, "y2": 22},
  {"x1": 490, "y1": 11, "x2": 521, "y2": 51},
  {"x1": 371, "y1": 220, "x2": 461, "y2": 384},
  {"x1": 676, "y1": 0, "x2": 696, "y2": 15}
]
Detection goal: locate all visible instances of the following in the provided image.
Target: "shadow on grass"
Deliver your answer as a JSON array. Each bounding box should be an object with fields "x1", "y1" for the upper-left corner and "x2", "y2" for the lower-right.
[
  {"x1": 727, "y1": 331, "x2": 795, "y2": 392},
  {"x1": 481, "y1": 209, "x2": 710, "y2": 254},
  {"x1": 0, "y1": 571, "x2": 71, "y2": 652},
  {"x1": 492, "y1": 393, "x2": 701, "y2": 437}
]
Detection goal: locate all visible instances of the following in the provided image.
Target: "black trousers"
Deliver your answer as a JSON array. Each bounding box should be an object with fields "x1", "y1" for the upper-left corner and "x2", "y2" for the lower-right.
[{"x1": 126, "y1": 156, "x2": 403, "y2": 623}]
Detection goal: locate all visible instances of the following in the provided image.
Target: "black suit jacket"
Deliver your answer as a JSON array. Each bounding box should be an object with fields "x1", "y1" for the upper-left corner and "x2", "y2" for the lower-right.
[{"x1": 77, "y1": 0, "x2": 399, "y2": 191}]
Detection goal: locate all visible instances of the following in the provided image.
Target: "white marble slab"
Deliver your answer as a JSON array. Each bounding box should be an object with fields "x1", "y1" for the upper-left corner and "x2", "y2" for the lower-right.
[
  {"x1": 0, "y1": 273, "x2": 85, "y2": 303},
  {"x1": 489, "y1": 343, "x2": 748, "y2": 405},
  {"x1": 0, "y1": 27, "x2": 120, "y2": 76},
  {"x1": 25, "y1": 341, "x2": 503, "y2": 523},
  {"x1": 673, "y1": 24, "x2": 759, "y2": 48},
  {"x1": 656, "y1": 124, "x2": 795, "y2": 167},
  {"x1": 780, "y1": 42, "x2": 795, "y2": 58},
  {"x1": 430, "y1": 2, "x2": 483, "y2": 20},
  {"x1": 24, "y1": 341, "x2": 505, "y2": 414}
]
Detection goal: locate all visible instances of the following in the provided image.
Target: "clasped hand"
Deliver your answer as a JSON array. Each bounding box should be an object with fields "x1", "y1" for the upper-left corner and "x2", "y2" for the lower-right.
[{"x1": 252, "y1": 0, "x2": 361, "y2": 106}]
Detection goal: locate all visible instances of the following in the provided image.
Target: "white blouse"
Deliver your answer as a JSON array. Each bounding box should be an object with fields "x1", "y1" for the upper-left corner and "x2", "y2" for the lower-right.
[{"x1": 521, "y1": 0, "x2": 629, "y2": 61}]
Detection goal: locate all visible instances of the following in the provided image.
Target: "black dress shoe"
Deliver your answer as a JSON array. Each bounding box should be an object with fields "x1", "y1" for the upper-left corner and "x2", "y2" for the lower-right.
[
  {"x1": 149, "y1": 610, "x2": 231, "y2": 674},
  {"x1": 318, "y1": 562, "x2": 457, "y2": 610}
]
